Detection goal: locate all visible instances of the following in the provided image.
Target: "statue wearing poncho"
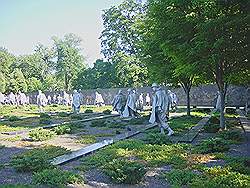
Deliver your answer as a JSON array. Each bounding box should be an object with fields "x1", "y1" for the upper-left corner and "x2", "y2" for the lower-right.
[
  {"x1": 112, "y1": 90, "x2": 126, "y2": 117},
  {"x1": 149, "y1": 83, "x2": 174, "y2": 136},
  {"x1": 72, "y1": 90, "x2": 81, "y2": 113},
  {"x1": 123, "y1": 89, "x2": 137, "y2": 117}
]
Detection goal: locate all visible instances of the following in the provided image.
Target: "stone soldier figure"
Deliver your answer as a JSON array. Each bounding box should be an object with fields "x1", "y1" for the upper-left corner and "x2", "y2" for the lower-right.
[
  {"x1": 112, "y1": 90, "x2": 126, "y2": 117},
  {"x1": 215, "y1": 91, "x2": 221, "y2": 111},
  {"x1": 123, "y1": 88, "x2": 137, "y2": 117},
  {"x1": 149, "y1": 83, "x2": 174, "y2": 136},
  {"x1": 95, "y1": 91, "x2": 105, "y2": 107},
  {"x1": 37, "y1": 90, "x2": 47, "y2": 112},
  {"x1": 72, "y1": 90, "x2": 81, "y2": 113}
]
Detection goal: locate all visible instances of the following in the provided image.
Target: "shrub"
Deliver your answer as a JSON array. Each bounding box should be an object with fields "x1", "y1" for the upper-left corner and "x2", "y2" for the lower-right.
[
  {"x1": 103, "y1": 158, "x2": 146, "y2": 184},
  {"x1": 192, "y1": 108, "x2": 211, "y2": 113},
  {"x1": 128, "y1": 117, "x2": 146, "y2": 125},
  {"x1": 209, "y1": 116, "x2": 220, "y2": 124},
  {"x1": 225, "y1": 157, "x2": 250, "y2": 175},
  {"x1": 29, "y1": 128, "x2": 56, "y2": 141},
  {"x1": 103, "y1": 109, "x2": 112, "y2": 115},
  {"x1": 84, "y1": 109, "x2": 93, "y2": 113},
  {"x1": 90, "y1": 119, "x2": 106, "y2": 127},
  {"x1": 70, "y1": 114, "x2": 84, "y2": 120},
  {"x1": 53, "y1": 125, "x2": 71, "y2": 135},
  {"x1": 217, "y1": 129, "x2": 243, "y2": 142},
  {"x1": 8, "y1": 116, "x2": 21, "y2": 122},
  {"x1": 143, "y1": 133, "x2": 172, "y2": 145},
  {"x1": 195, "y1": 138, "x2": 230, "y2": 154},
  {"x1": 32, "y1": 168, "x2": 83, "y2": 186},
  {"x1": 0, "y1": 185, "x2": 33, "y2": 188},
  {"x1": 57, "y1": 112, "x2": 69, "y2": 117},
  {"x1": 10, "y1": 146, "x2": 68, "y2": 172},
  {"x1": 39, "y1": 118, "x2": 52, "y2": 125},
  {"x1": 203, "y1": 123, "x2": 220, "y2": 133},
  {"x1": 76, "y1": 135, "x2": 96, "y2": 144},
  {"x1": 51, "y1": 104, "x2": 58, "y2": 107},
  {"x1": 225, "y1": 108, "x2": 236, "y2": 115},
  {"x1": 164, "y1": 169, "x2": 199, "y2": 187},
  {"x1": 39, "y1": 113, "x2": 51, "y2": 119}
]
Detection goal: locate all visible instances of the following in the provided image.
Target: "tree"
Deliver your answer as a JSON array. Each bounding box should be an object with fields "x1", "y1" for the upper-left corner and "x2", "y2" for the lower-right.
[
  {"x1": 72, "y1": 59, "x2": 118, "y2": 89},
  {"x1": 8, "y1": 68, "x2": 27, "y2": 93},
  {"x1": 191, "y1": 0, "x2": 250, "y2": 128},
  {"x1": 0, "y1": 72, "x2": 6, "y2": 93},
  {"x1": 143, "y1": 0, "x2": 202, "y2": 115},
  {"x1": 101, "y1": 0, "x2": 148, "y2": 87},
  {"x1": 53, "y1": 33, "x2": 85, "y2": 91},
  {"x1": 27, "y1": 77, "x2": 42, "y2": 92}
]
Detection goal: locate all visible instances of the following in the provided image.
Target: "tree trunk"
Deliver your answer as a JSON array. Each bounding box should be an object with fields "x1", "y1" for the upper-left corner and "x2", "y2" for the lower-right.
[
  {"x1": 219, "y1": 90, "x2": 226, "y2": 129},
  {"x1": 65, "y1": 73, "x2": 69, "y2": 91},
  {"x1": 186, "y1": 89, "x2": 191, "y2": 116}
]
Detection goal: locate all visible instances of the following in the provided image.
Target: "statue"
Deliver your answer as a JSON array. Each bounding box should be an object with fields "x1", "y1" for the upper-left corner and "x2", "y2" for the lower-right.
[
  {"x1": 63, "y1": 91, "x2": 70, "y2": 106},
  {"x1": 8, "y1": 92, "x2": 16, "y2": 105},
  {"x1": 168, "y1": 90, "x2": 178, "y2": 110},
  {"x1": 149, "y1": 83, "x2": 174, "y2": 136},
  {"x1": 95, "y1": 91, "x2": 105, "y2": 107},
  {"x1": 245, "y1": 87, "x2": 250, "y2": 115},
  {"x1": 72, "y1": 90, "x2": 81, "y2": 113},
  {"x1": 123, "y1": 88, "x2": 137, "y2": 117},
  {"x1": 57, "y1": 94, "x2": 63, "y2": 105},
  {"x1": 137, "y1": 93, "x2": 144, "y2": 111},
  {"x1": 215, "y1": 91, "x2": 221, "y2": 111},
  {"x1": 47, "y1": 95, "x2": 52, "y2": 105},
  {"x1": 145, "y1": 93, "x2": 151, "y2": 106},
  {"x1": 112, "y1": 90, "x2": 126, "y2": 117},
  {"x1": 36, "y1": 90, "x2": 47, "y2": 112},
  {"x1": 17, "y1": 91, "x2": 27, "y2": 106},
  {"x1": 0, "y1": 92, "x2": 5, "y2": 105}
]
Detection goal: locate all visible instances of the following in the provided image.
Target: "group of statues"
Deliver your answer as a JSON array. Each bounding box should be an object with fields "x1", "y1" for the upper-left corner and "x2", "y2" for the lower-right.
[
  {"x1": 0, "y1": 91, "x2": 30, "y2": 106},
  {"x1": 112, "y1": 84, "x2": 177, "y2": 136},
  {"x1": 36, "y1": 90, "x2": 105, "y2": 113}
]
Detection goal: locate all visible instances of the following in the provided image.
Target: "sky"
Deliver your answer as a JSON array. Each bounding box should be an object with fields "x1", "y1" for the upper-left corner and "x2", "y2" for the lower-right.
[{"x1": 0, "y1": 0, "x2": 123, "y2": 66}]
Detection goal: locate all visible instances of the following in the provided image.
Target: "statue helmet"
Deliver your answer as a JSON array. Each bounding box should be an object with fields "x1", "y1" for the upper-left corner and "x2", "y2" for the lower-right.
[{"x1": 151, "y1": 83, "x2": 158, "y2": 88}]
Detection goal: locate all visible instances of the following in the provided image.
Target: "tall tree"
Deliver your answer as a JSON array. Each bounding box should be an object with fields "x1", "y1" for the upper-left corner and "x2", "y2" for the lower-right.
[
  {"x1": 72, "y1": 59, "x2": 118, "y2": 89},
  {"x1": 8, "y1": 68, "x2": 27, "y2": 93},
  {"x1": 53, "y1": 33, "x2": 85, "y2": 91},
  {"x1": 143, "y1": 0, "x2": 202, "y2": 115},
  {"x1": 101, "y1": 0, "x2": 148, "y2": 87},
  {"x1": 191, "y1": 0, "x2": 250, "y2": 128}
]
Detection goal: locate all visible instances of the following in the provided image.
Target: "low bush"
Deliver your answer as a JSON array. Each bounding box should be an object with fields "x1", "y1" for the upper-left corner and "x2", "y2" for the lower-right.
[
  {"x1": 143, "y1": 133, "x2": 172, "y2": 145},
  {"x1": 191, "y1": 166, "x2": 250, "y2": 188},
  {"x1": 70, "y1": 114, "x2": 84, "y2": 120},
  {"x1": 39, "y1": 113, "x2": 51, "y2": 119},
  {"x1": 39, "y1": 118, "x2": 52, "y2": 125},
  {"x1": 29, "y1": 128, "x2": 56, "y2": 141},
  {"x1": 84, "y1": 109, "x2": 93, "y2": 113},
  {"x1": 32, "y1": 168, "x2": 83, "y2": 186},
  {"x1": 217, "y1": 129, "x2": 243, "y2": 142},
  {"x1": 164, "y1": 169, "x2": 199, "y2": 187},
  {"x1": 103, "y1": 158, "x2": 146, "y2": 184},
  {"x1": 225, "y1": 108, "x2": 236, "y2": 115},
  {"x1": 76, "y1": 135, "x2": 96, "y2": 144},
  {"x1": 128, "y1": 117, "x2": 146, "y2": 125},
  {"x1": 203, "y1": 123, "x2": 220, "y2": 133},
  {"x1": 10, "y1": 146, "x2": 68, "y2": 172},
  {"x1": 57, "y1": 112, "x2": 70, "y2": 117},
  {"x1": 195, "y1": 138, "x2": 230, "y2": 154},
  {"x1": 8, "y1": 116, "x2": 21, "y2": 122},
  {"x1": 209, "y1": 116, "x2": 220, "y2": 124},
  {"x1": 192, "y1": 108, "x2": 211, "y2": 113},
  {"x1": 53, "y1": 125, "x2": 71, "y2": 135},
  {"x1": 224, "y1": 157, "x2": 250, "y2": 175},
  {"x1": 103, "y1": 109, "x2": 112, "y2": 115},
  {"x1": 90, "y1": 119, "x2": 106, "y2": 127},
  {"x1": 0, "y1": 185, "x2": 33, "y2": 188}
]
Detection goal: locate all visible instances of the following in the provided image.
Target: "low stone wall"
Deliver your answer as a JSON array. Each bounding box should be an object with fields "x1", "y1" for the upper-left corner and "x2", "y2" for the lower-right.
[{"x1": 28, "y1": 84, "x2": 249, "y2": 107}]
